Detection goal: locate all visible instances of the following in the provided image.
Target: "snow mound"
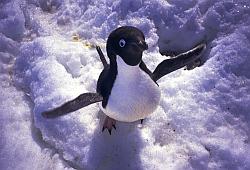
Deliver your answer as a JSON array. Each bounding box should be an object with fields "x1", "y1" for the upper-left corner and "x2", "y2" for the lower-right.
[{"x1": 0, "y1": 1, "x2": 75, "y2": 169}]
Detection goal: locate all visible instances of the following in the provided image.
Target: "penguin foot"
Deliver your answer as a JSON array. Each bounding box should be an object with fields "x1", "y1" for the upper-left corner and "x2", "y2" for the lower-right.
[{"x1": 102, "y1": 116, "x2": 116, "y2": 135}]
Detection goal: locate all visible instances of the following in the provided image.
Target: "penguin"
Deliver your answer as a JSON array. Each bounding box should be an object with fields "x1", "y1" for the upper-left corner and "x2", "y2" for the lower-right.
[{"x1": 42, "y1": 26, "x2": 206, "y2": 134}]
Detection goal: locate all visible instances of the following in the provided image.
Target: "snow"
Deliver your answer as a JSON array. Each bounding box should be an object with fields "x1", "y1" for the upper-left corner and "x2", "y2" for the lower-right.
[{"x1": 1, "y1": 0, "x2": 250, "y2": 169}]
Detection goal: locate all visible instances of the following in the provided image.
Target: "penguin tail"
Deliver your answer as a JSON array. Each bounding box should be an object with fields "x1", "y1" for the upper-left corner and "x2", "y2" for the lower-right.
[{"x1": 96, "y1": 46, "x2": 108, "y2": 68}]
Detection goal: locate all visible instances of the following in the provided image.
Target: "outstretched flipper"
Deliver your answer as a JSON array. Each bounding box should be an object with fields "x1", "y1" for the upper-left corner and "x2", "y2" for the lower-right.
[
  {"x1": 96, "y1": 46, "x2": 108, "y2": 68},
  {"x1": 152, "y1": 43, "x2": 206, "y2": 81},
  {"x1": 42, "y1": 93, "x2": 103, "y2": 119}
]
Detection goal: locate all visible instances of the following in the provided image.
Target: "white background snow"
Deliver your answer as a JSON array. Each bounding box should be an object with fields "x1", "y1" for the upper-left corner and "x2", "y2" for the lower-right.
[{"x1": 1, "y1": 0, "x2": 250, "y2": 169}]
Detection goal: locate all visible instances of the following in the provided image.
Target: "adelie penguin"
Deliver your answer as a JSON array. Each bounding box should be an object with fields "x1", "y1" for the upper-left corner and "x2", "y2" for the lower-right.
[{"x1": 42, "y1": 26, "x2": 206, "y2": 135}]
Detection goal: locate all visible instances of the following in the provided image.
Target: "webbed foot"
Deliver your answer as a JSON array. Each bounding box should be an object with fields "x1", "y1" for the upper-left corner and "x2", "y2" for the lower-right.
[{"x1": 102, "y1": 116, "x2": 116, "y2": 135}]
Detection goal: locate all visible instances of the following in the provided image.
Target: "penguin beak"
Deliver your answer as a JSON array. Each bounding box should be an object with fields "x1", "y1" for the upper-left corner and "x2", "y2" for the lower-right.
[
  {"x1": 138, "y1": 40, "x2": 148, "y2": 51},
  {"x1": 129, "y1": 40, "x2": 148, "y2": 53}
]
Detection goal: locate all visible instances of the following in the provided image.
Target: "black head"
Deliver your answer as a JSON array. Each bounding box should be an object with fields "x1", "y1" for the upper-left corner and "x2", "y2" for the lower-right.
[{"x1": 106, "y1": 26, "x2": 148, "y2": 66}]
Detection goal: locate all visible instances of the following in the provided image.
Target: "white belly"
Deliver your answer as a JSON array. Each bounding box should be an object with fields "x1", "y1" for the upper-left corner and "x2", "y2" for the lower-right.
[{"x1": 100, "y1": 56, "x2": 161, "y2": 122}]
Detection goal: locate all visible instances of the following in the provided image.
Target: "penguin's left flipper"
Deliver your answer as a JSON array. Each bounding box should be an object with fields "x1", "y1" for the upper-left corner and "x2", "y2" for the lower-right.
[
  {"x1": 42, "y1": 93, "x2": 103, "y2": 119},
  {"x1": 152, "y1": 43, "x2": 206, "y2": 82}
]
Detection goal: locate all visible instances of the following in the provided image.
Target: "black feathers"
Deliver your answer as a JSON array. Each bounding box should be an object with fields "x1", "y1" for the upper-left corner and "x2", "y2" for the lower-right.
[
  {"x1": 96, "y1": 46, "x2": 108, "y2": 68},
  {"x1": 42, "y1": 93, "x2": 103, "y2": 118},
  {"x1": 152, "y1": 43, "x2": 206, "y2": 81},
  {"x1": 106, "y1": 26, "x2": 148, "y2": 66}
]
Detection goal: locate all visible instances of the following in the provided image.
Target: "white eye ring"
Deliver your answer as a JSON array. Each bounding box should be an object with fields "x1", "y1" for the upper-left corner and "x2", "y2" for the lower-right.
[{"x1": 119, "y1": 39, "x2": 126, "y2": 47}]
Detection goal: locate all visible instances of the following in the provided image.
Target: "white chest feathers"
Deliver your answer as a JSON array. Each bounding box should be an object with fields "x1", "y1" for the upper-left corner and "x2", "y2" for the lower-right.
[{"x1": 100, "y1": 56, "x2": 161, "y2": 122}]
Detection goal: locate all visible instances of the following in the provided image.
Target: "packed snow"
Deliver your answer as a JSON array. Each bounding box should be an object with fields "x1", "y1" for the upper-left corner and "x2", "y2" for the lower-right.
[{"x1": 1, "y1": 0, "x2": 250, "y2": 169}]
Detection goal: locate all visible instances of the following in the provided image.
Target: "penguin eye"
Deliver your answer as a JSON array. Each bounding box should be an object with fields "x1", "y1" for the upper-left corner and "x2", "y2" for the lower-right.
[{"x1": 119, "y1": 39, "x2": 126, "y2": 47}]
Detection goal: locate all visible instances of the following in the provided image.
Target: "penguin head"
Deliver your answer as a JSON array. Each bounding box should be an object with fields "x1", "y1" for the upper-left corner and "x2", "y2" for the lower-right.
[{"x1": 106, "y1": 26, "x2": 148, "y2": 66}]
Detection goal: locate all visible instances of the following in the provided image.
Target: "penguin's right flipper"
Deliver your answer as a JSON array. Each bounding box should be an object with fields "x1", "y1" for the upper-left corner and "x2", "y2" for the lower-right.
[
  {"x1": 152, "y1": 43, "x2": 206, "y2": 82},
  {"x1": 96, "y1": 46, "x2": 108, "y2": 68},
  {"x1": 42, "y1": 93, "x2": 103, "y2": 119}
]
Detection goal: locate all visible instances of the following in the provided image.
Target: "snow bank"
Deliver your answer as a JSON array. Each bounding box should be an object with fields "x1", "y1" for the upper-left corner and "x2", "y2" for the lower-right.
[
  {"x1": 1, "y1": 0, "x2": 250, "y2": 169},
  {"x1": 0, "y1": 1, "x2": 26, "y2": 41},
  {"x1": 0, "y1": 1, "x2": 73, "y2": 169}
]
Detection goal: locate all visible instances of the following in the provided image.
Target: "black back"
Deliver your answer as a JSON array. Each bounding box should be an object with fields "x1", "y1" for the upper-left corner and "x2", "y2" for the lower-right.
[{"x1": 96, "y1": 62, "x2": 117, "y2": 108}]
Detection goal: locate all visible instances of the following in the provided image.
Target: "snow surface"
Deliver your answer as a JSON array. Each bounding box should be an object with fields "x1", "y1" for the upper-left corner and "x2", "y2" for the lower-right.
[{"x1": 1, "y1": 0, "x2": 250, "y2": 169}]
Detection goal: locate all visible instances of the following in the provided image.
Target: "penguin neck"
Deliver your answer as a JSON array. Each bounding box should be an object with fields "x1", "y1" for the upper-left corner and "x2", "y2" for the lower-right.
[{"x1": 116, "y1": 55, "x2": 140, "y2": 79}]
